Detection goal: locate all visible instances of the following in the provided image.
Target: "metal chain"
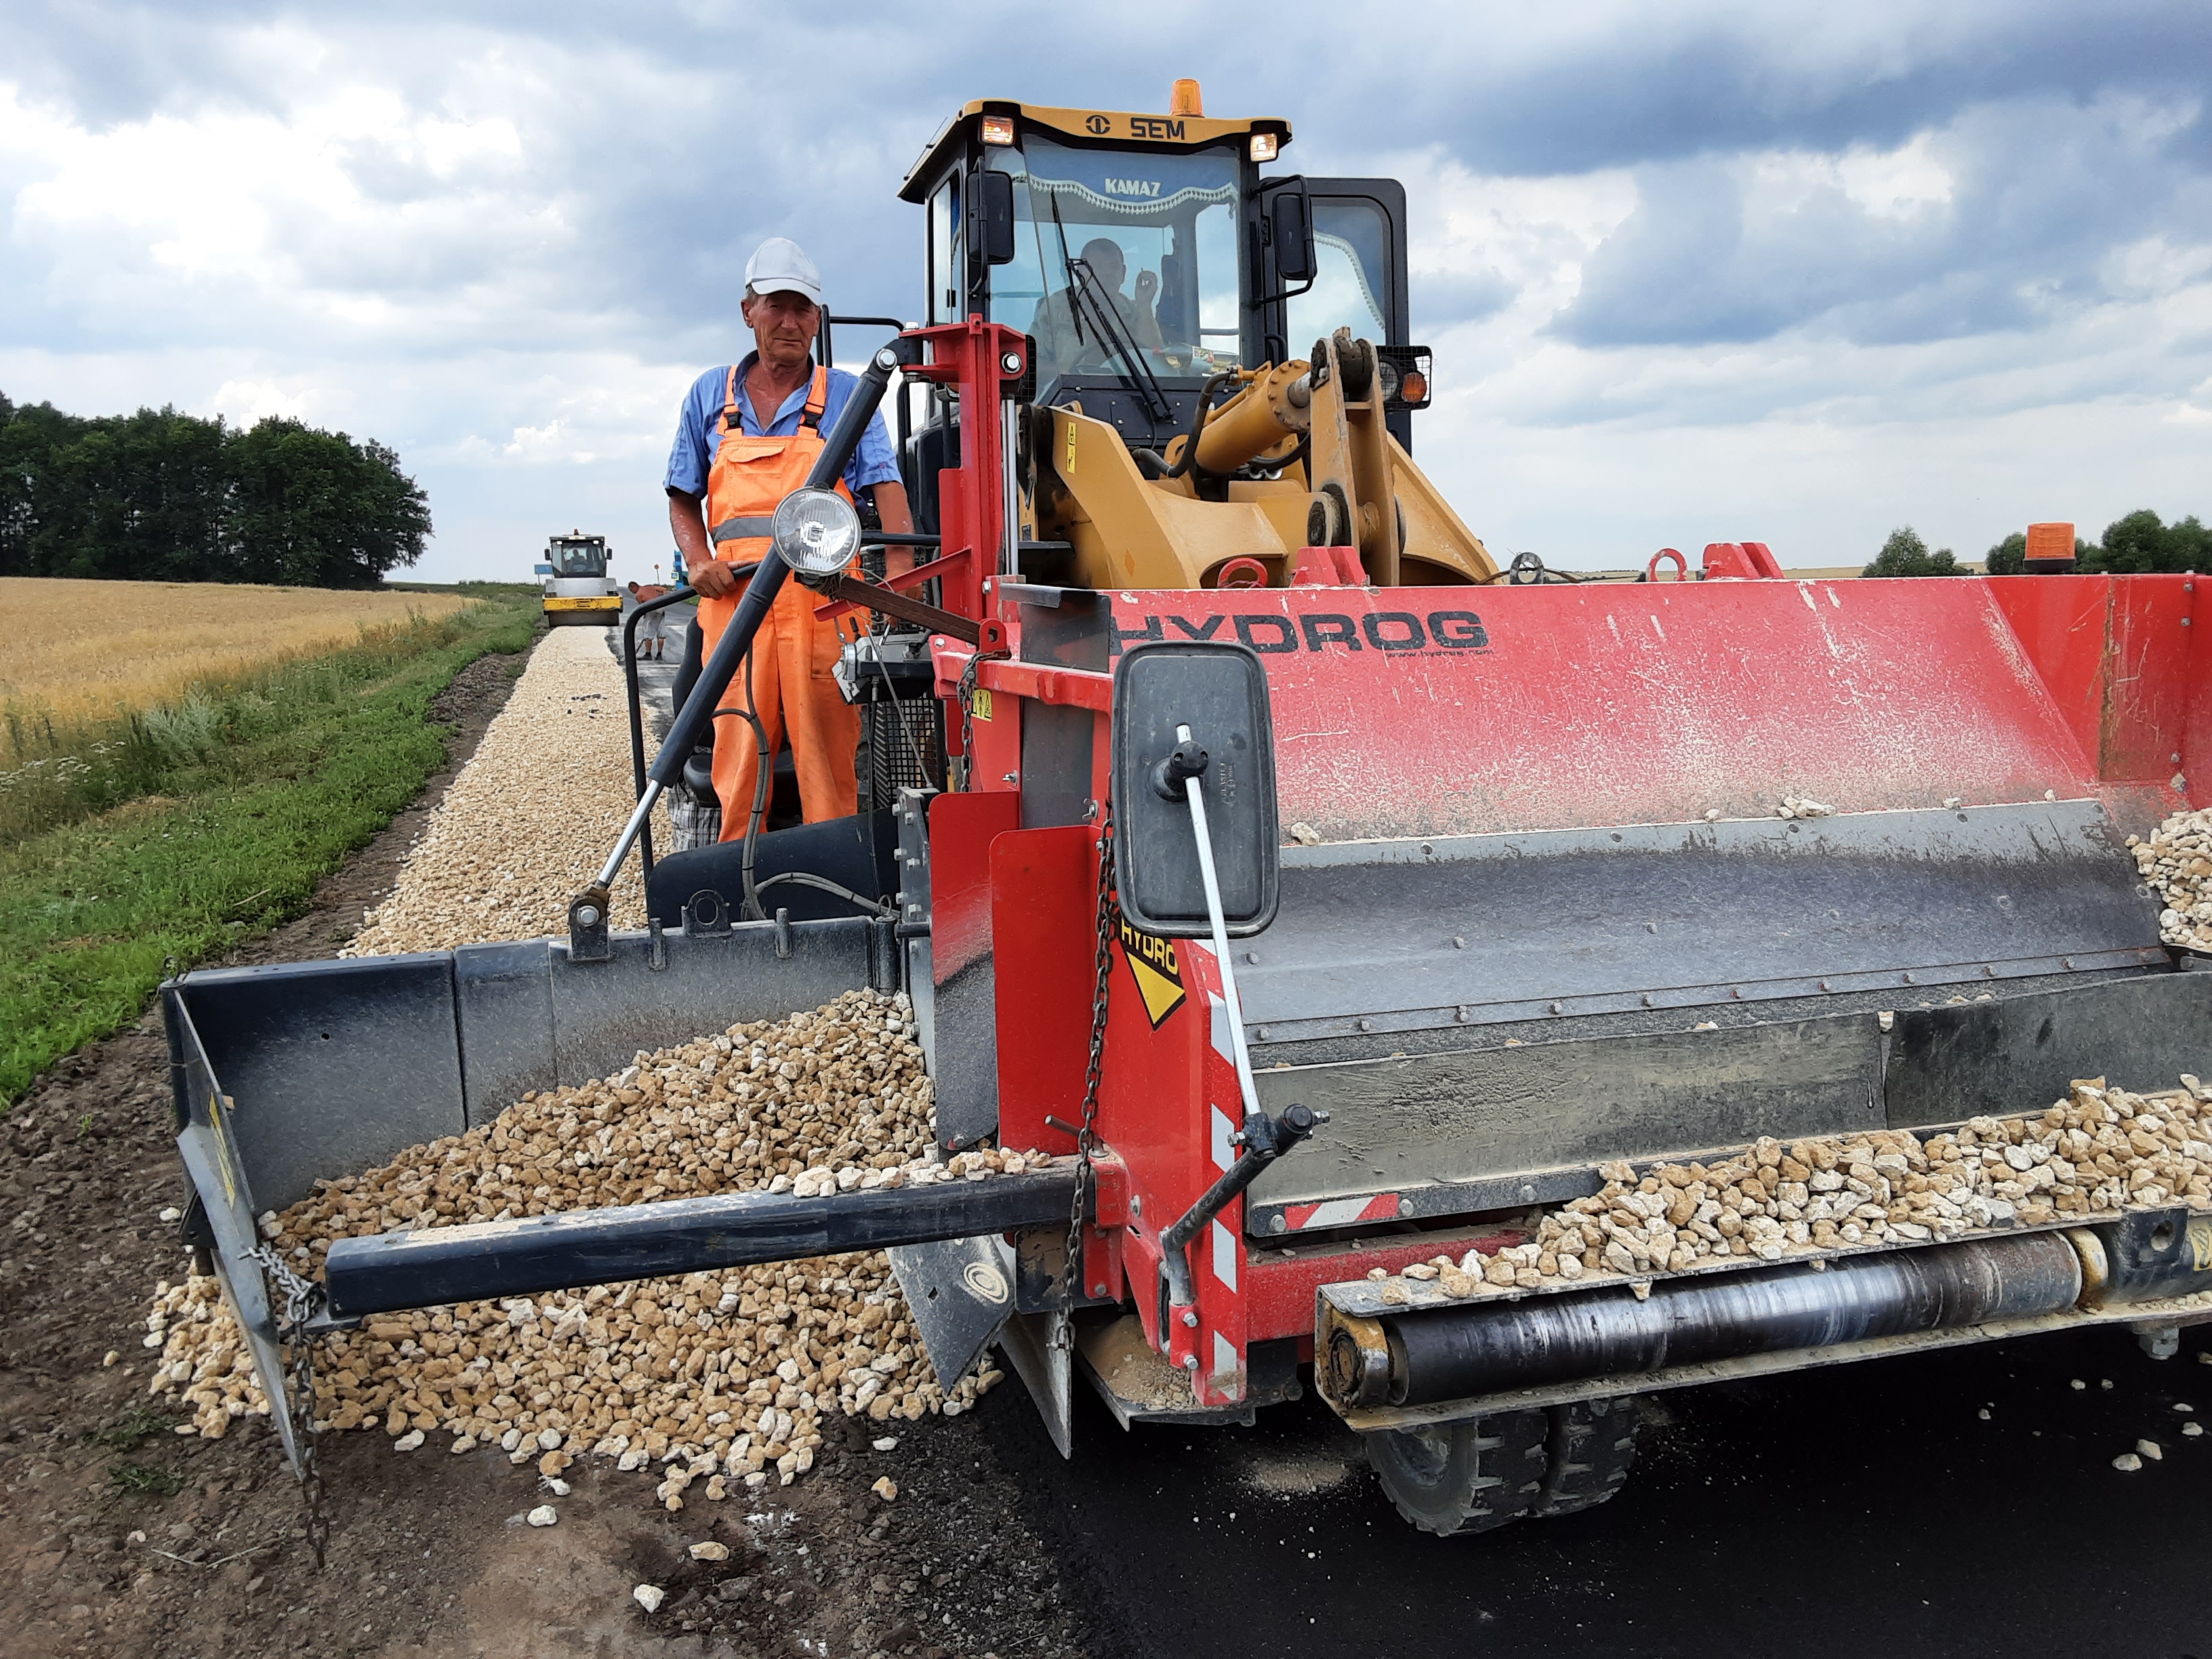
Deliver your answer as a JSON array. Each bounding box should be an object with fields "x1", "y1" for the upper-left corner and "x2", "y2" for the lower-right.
[
  {"x1": 952, "y1": 642, "x2": 1009, "y2": 793},
  {"x1": 1054, "y1": 796, "x2": 1118, "y2": 1345},
  {"x1": 252, "y1": 1244, "x2": 331, "y2": 1571}
]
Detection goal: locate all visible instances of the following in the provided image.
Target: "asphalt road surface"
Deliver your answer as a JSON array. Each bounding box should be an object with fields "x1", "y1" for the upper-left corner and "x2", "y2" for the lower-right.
[
  {"x1": 986, "y1": 1320, "x2": 2211, "y2": 1658},
  {"x1": 606, "y1": 598, "x2": 695, "y2": 745}
]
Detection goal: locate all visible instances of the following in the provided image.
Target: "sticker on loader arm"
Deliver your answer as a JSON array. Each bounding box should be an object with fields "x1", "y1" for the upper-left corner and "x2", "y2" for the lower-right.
[{"x1": 1118, "y1": 920, "x2": 1186, "y2": 1027}]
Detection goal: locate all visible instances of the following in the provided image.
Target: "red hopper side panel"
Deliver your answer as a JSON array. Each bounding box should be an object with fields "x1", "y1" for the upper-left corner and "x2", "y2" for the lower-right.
[{"x1": 1107, "y1": 581, "x2": 2100, "y2": 842}]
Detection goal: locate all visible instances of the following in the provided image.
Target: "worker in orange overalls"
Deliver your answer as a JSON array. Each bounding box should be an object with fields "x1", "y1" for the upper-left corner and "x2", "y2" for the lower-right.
[{"x1": 664, "y1": 238, "x2": 912, "y2": 837}]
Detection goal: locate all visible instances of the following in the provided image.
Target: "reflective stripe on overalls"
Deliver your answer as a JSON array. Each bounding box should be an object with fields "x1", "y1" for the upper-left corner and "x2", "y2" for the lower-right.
[{"x1": 699, "y1": 363, "x2": 865, "y2": 836}]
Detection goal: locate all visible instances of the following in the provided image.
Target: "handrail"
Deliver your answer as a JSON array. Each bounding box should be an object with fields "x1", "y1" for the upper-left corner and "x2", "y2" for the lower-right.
[{"x1": 620, "y1": 583, "x2": 710, "y2": 878}]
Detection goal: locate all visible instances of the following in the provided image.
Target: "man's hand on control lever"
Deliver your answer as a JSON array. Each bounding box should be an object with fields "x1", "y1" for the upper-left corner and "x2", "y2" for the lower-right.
[
  {"x1": 669, "y1": 489, "x2": 737, "y2": 598},
  {"x1": 689, "y1": 560, "x2": 739, "y2": 599}
]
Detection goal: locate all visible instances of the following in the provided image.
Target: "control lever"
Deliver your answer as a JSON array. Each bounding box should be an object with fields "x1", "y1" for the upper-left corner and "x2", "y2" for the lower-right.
[{"x1": 1159, "y1": 1103, "x2": 1325, "y2": 1318}]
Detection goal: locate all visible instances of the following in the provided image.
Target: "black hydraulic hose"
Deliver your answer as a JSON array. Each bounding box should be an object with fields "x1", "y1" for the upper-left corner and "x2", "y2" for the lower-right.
[
  {"x1": 726, "y1": 656, "x2": 893, "y2": 924},
  {"x1": 650, "y1": 337, "x2": 920, "y2": 792},
  {"x1": 1162, "y1": 370, "x2": 1240, "y2": 480},
  {"x1": 754, "y1": 872, "x2": 894, "y2": 918}
]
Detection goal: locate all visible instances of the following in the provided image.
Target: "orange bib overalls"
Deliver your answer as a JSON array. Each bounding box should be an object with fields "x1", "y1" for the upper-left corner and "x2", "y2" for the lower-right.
[{"x1": 699, "y1": 363, "x2": 867, "y2": 837}]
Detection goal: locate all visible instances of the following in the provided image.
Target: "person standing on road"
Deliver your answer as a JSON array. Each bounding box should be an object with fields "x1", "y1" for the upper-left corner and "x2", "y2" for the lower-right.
[
  {"x1": 665, "y1": 236, "x2": 912, "y2": 837},
  {"x1": 627, "y1": 579, "x2": 671, "y2": 660}
]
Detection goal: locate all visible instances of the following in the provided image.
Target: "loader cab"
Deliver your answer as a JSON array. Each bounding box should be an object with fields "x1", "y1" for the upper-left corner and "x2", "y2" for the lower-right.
[
  {"x1": 898, "y1": 94, "x2": 1422, "y2": 494},
  {"x1": 546, "y1": 534, "x2": 609, "y2": 580}
]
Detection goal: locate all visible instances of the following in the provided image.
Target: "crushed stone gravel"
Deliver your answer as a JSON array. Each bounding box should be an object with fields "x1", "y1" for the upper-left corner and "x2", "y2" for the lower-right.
[
  {"x1": 344, "y1": 628, "x2": 653, "y2": 955},
  {"x1": 2133, "y1": 808, "x2": 2212, "y2": 954},
  {"x1": 147, "y1": 627, "x2": 1036, "y2": 1500},
  {"x1": 1368, "y1": 1073, "x2": 2212, "y2": 1302},
  {"x1": 144, "y1": 992, "x2": 1040, "y2": 1497}
]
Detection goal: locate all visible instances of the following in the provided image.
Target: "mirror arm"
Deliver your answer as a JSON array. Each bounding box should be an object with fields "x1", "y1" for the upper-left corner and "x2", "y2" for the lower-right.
[{"x1": 1173, "y1": 724, "x2": 1261, "y2": 1123}]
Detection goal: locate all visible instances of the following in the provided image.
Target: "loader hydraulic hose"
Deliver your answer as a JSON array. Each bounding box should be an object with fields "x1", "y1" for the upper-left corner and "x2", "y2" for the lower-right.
[{"x1": 1160, "y1": 370, "x2": 1240, "y2": 480}]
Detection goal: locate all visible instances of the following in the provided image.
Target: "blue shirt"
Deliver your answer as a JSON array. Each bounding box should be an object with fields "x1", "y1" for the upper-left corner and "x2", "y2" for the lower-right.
[{"x1": 663, "y1": 354, "x2": 900, "y2": 499}]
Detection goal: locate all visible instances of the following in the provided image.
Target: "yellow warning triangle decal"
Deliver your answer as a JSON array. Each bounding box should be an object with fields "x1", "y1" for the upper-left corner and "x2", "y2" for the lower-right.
[{"x1": 1118, "y1": 920, "x2": 1187, "y2": 1027}]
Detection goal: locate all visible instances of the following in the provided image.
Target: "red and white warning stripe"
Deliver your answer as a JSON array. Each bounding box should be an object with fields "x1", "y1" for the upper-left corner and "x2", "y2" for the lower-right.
[{"x1": 1279, "y1": 1193, "x2": 1401, "y2": 1231}]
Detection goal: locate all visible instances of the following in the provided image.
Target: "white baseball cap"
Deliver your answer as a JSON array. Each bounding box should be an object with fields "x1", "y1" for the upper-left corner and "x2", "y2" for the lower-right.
[{"x1": 745, "y1": 237, "x2": 823, "y2": 306}]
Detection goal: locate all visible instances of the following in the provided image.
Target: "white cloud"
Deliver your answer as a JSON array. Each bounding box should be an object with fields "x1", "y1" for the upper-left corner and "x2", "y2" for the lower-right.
[
  {"x1": 2, "y1": 2, "x2": 2207, "y2": 582},
  {"x1": 1835, "y1": 134, "x2": 1954, "y2": 218},
  {"x1": 206, "y1": 377, "x2": 321, "y2": 426}
]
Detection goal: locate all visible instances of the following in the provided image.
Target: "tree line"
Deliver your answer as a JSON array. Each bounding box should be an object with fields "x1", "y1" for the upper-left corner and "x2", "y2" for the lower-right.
[
  {"x1": 0, "y1": 392, "x2": 431, "y2": 589},
  {"x1": 1865, "y1": 511, "x2": 2211, "y2": 577}
]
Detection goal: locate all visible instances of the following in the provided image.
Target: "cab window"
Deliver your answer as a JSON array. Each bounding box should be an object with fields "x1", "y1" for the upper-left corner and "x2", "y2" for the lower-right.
[
  {"x1": 1286, "y1": 196, "x2": 1392, "y2": 354},
  {"x1": 985, "y1": 135, "x2": 1244, "y2": 388},
  {"x1": 928, "y1": 178, "x2": 962, "y2": 323}
]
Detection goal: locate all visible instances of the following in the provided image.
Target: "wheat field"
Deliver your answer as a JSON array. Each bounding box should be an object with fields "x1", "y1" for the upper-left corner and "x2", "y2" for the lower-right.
[{"x1": 0, "y1": 578, "x2": 480, "y2": 723}]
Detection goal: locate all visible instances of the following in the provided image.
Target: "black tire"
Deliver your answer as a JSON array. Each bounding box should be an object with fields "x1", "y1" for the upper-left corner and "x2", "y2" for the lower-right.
[
  {"x1": 1532, "y1": 1397, "x2": 1639, "y2": 1518},
  {"x1": 1366, "y1": 1410, "x2": 1549, "y2": 1538}
]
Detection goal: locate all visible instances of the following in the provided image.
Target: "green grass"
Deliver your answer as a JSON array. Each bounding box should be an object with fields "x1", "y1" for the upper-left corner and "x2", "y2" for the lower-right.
[
  {"x1": 91, "y1": 1404, "x2": 192, "y2": 1498},
  {"x1": 85, "y1": 1401, "x2": 182, "y2": 1450},
  {"x1": 1, "y1": 595, "x2": 539, "y2": 1107},
  {"x1": 108, "y1": 1460, "x2": 190, "y2": 1498}
]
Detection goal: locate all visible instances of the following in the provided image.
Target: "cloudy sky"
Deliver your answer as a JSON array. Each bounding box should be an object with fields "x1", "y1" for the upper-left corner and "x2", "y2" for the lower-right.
[{"x1": 3, "y1": 1, "x2": 2208, "y2": 580}]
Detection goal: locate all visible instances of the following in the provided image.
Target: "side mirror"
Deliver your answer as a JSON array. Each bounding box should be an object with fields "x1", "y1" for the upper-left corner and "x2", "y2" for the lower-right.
[
  {"x1": 1271, "y1": 188, "x2": 1316, "y2": 285},
  {"x1": 1111, "y1": 641, "x2": 1279, "y2": 939},
  {"x1": 967, "y1": 169, "x2": 1017, "y2": 268}
]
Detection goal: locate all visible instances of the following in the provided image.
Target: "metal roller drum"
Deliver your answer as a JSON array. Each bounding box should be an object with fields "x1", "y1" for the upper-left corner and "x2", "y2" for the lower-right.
[{"x1": 1334, "y1": 1233, "x2": 2083, "y2": 1409}]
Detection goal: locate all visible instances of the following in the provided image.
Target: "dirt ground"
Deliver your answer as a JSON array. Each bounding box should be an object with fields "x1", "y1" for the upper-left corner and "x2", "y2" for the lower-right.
[{"x1": 0, "y1": 645, "x2": 1086, "y2": 1659}]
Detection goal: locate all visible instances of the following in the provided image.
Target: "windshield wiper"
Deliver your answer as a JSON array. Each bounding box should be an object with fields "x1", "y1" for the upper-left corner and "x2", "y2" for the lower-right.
[{"x1": 1048, "y1": 195, "x2": 1174, "y2": 428}]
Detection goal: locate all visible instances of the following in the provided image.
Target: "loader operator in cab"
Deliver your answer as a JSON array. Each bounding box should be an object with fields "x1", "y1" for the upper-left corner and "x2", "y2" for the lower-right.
[
  {"x1": 665, "y1": 237, "x2": 912, "y2": 838},
  {"x1": 1030, "y1": 237, "x2": 1162, "y2": 384}
]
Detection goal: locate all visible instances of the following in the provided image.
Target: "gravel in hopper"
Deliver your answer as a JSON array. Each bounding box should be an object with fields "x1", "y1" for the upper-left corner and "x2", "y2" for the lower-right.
[
  {"x1": 2133, "y1": 808, "x2": 2212, "y2": 954},
  {"x1": 144, "y1": 991, "x2": 1043, "y2": 1499},
  {"x1": 1380, "y1": 1073, "x2": 2212, "y2": 1301},
  {"x1": 344, "y1": 627, "x2": 651, "y2": 955}
]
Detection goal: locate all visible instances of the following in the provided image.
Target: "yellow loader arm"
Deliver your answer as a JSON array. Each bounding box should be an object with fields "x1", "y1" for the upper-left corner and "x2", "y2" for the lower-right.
[{"x1": 1031, "y1": 329, "x2": 1494, "y2": 591}]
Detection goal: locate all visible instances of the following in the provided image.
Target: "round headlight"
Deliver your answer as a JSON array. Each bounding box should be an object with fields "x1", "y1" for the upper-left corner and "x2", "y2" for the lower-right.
[{"x1": 771, "y1": 488, "x2": 862, "y2": 579}]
